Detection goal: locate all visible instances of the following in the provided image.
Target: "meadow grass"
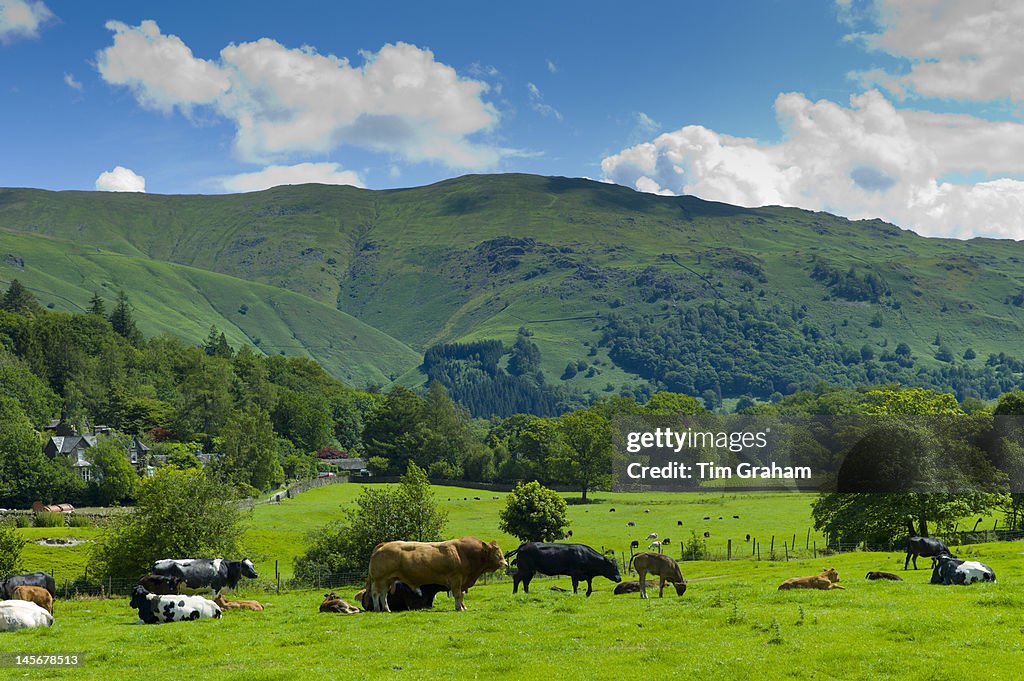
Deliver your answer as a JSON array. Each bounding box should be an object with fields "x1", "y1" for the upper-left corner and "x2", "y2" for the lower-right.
[{"x1": 1, "y1": 542, "x2": 1022, "y2": 680}]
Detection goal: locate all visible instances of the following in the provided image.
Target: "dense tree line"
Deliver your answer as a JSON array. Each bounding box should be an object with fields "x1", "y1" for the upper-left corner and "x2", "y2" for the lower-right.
[{"x1": 600, "y1": 302, "x2": 1024, "y2": 402}]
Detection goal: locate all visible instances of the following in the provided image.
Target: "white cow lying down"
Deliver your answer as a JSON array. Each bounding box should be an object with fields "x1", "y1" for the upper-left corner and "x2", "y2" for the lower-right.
[
  {"x1": 0, "y1": 599, "x2": 54, "y2": 631},
  {"x1": 130, "y1": 586, "x2": 222, "y2": 624}
]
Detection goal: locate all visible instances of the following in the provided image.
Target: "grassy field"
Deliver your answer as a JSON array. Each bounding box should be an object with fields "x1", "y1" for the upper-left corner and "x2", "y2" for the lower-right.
[{"x1": 1, "y1": 541, "x2": 1022, "y2": 680}]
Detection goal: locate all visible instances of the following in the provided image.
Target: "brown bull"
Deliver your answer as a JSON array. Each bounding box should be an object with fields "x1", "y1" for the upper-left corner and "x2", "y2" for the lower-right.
[
  {"x1": 11, "y1": 585, "x2": 53, "y2": 614},
  {"x1": 629, "y1": 552, "x2": 686, "y2": 598},
  {"x1": 368, "y1": 537, "x2": 506, "y2": 612},
  {"x1": 778, "y1": 567, "x2": 845, "y2": 591}
]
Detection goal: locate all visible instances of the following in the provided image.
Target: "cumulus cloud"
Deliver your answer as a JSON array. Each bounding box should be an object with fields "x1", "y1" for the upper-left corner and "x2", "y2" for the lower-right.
[
  {"x1": 602, "y1": 90, "x2": 1024, "y2": 239},
  {"x1": 546, "y1": 59, "x2": 557, "y2": 74},
  {"x1": 96, "y1": 21, "x2": 500, "y2": 168},
  {"x1": 848, "y1": 0, "x2": 1024, "y2": 102},
  {"x1": 95, "y1": 166, "x2": 146, "y2": 192},
  {"x1": 527, "y1": 82, "x2": 562, "y2": 121},
  {"x1": 219, "y1": 162, "x2": 363, "y2": 192},
  {"x1": 0, "y1": 0, "x2": 53, "y2": 42}
]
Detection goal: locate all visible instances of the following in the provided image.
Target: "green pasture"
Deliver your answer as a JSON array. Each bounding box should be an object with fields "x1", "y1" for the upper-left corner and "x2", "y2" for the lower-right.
[
  {"x1": 18, "y1": 483, "x2": 1000, "y2": 584},
  {"x1": 1, "y1": 542, "x2": 1022, "y2": 680}
]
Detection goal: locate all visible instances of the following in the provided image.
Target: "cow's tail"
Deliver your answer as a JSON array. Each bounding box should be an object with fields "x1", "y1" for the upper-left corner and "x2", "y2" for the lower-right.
[
  {"x1": 627, "y1": 552, "x2": 638, "y2": 574},
  {"x1": 504, "y1": 546, "x2": 522, "y2": 566}
]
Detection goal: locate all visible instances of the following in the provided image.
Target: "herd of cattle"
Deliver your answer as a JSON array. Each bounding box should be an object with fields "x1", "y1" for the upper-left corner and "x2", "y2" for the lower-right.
[{"x1": 0, "y1": 533, "x2": 1002, "y2": 631}]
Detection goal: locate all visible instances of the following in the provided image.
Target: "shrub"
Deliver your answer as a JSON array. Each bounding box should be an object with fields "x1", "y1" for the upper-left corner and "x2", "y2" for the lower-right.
[
  {"x1": 67, "y1": 514, "x2": 93, "y2": 528},
  {"x1": 34, "y1": 511, "x2": 65, "y2": 528},
  {"x1": 91, "y1": 468, "x2": 246, "y2": 580},
  {"x1": 0, "y1": 524, "x2": 26, "y2": 576},
  {"x1": 499, "y1": 481, "x2": 569, "y2": 543},
  {"x1": 293, "y1": 463, "x2": 446, "y2": 580}
]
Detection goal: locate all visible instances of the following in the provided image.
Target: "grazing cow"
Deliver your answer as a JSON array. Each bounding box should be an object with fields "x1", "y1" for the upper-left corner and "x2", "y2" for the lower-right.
[
  {"x1": 0, "y1": 571, "x2": 55, "y2": 599},
  {"x1": 778, "y1": 568, "x2": 844, "y2": 591},
  {"x1": 646, "y1": 532, "x2": 658, "y2": 540},
  {"x1": 355, "y1": 582, "x2": 448, "y2": 612},
  {"x1": 213, "y1": 595, "x2": 264, "y2": 612},
  {"x1": 930, "y1": 556, "x2": 996, "y2": 585},
  {"x1": 662, "y1": 538, "x2": 671, "y2": 546},
  {"x1": 629, "y1": 540, "x2": 640, "y2": 551},
  {"x1": 677, "y1": 520, "x2": 683, "y2": 526},
  {"x1": 138, "y1": 574, "x2": 183, "y2": 595},
  {"x1": 566, "y1": 530, "x2": 573, "y2": 538},
  {"x1": 152, "y1": 558, "x2": 258, "y2": 595},
  {"x1": 506, "y1": 542, "x2": 621, "y2": 597},
  {"x1": 629, "y1": 552, "x2": 686, "y2": 598},
  {"x1": 703, "y1": 531, "x2": 710, "y2": 538},
  {"x1": 905, "y1": 537, "x2": 952, "y2": 570},
  {"x1": 10, "y1": 586, "x2": 53, "y2": 614},
  {"x1": 609, "y1": 508, "x2": 616, "y2": 512},
  {"x1": 648, "y1": 541, "x2": 662, "y2": 552},
  {"x1": 0, "y1": 600, "x2": 53, "y2": 631},
  {"x1": 368, "y1": 537, "x2": 505, "y2": 612},
  {"x1": 129, "y1": 586, "x2": 222, "y2": 624},
  {"x1": 865, "y1": 571, "x2": 903, "y2": 581},
  {"x1": 627, "y1": 521, "x2": 636, "y2": 527},
  {"x1": 319, "y1": 593, "x2": 360, "y2": 614},
  {"x1": 644, "y1": 509, "x2": 650, "y2": 514}
]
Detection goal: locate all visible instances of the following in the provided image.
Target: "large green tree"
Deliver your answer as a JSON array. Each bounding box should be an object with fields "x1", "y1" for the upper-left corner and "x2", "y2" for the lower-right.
[
  {"x1": 552, "y1": 409, "x2": 615, "y2": 502},
  {"x1": 88, "y1": 433, "x2": 139, "y2": 506},
  {"x1": 216, "y1": 407, "x2": 284, "y2": 492},
  {"x1": 499, "y1": 481, "x2": 569, "y2": 543}
]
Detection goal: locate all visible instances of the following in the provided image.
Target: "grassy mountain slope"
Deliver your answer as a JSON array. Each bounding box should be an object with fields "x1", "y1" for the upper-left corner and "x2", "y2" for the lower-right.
[
  {"x1": 0, "y1": 231, "x2": 419, "y2": 387},
  {"x1": 3, "y1": 174, "x2": 1024, "y2": 401}
]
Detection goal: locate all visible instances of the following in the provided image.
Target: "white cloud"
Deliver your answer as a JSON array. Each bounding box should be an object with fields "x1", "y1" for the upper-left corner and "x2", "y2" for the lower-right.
[
  {"x1": 848, "y1": 0, "x2": 1024, "y2": 102},
  {"x1": 635, "y1": 111, "x2": 660, "y2": 136},
  {"x1": 96, "y1": 21, "x2": 500, "y2": 168},
  {"x1": 219, "y1": 162, "x2": 363, "y2": 192},
  {"x1": 0, "y1": 0, "x2": 52, "y2": 42},
  {"x1": 527, "y1": 81, "x2": 562, "y2": 121},
  {"x1": 63, "y1": 72, "x2": 82, "y2": 91},
  {"x1": 95, "y1": 166, "x2": 146, "y2": 192},
  {"x1": 602, "y1": 89, "x2": 1024, "y2": 239},
  {"x1": 546, "y1": 59, "x2": 557, "y2": 74}
]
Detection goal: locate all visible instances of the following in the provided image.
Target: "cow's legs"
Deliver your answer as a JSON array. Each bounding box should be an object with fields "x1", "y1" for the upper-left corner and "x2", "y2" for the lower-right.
[
  {"x1": 371, "y1": 580, "x2": 391, "y2": 612},
  {"x1": 452, "y1": 579, "x2": 466, "y2": 611},
  {"x1": 521, "y1": 572, "x2": 532, "y2": 593},
  {"x1": 512, "y1": 574, "x2": 520, "y2": 594},
  {"x1": 659, "y1": 577, "x2": 666, "y2": 598},
  {"x1": 585, "y1": 579, "x2": 593, "y2": 597},
  {"x1": 638, "y1": 570, "x2": 648, "y2": 599},
  {"x1": 571, "y1": 577, "x2": 580, "y2": 594}
]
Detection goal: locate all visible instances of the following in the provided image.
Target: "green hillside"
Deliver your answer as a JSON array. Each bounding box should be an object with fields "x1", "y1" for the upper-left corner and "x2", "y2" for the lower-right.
[
  {"x1": 4, "y1": 174, "x2": 1024, "y2": 405},
  {"x1": 0, "y1": 232, "x2": 418, "y2": 387}
]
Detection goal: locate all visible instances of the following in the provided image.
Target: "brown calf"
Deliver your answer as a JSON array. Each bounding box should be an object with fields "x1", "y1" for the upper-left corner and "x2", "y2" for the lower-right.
[
  {"x1": 630, "y1": 552, "x2": 687, "y2": 598},
  {"x1": 778, "y1": 567, "x2": 845, "y2": 591},
  {"x1": 319, "y1": 592, "x2": 360, "y2": 614},
  {"x1": 213, "y1": 594, "x2": 264, "y2": 611},
  {"x1": 11, "y1": 585, "x2": 53, "y2": 614}
]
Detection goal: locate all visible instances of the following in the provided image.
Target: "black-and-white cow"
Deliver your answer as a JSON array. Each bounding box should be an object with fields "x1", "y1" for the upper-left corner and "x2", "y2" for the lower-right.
[
  {"x1": 0, "y1": 571, "x2": 56, "y2": 599},
  {"x1": 0, "y1": 600, "x2": 53, "y2": 631},
  {"x1": 151, "y1": 559, "x2": 258, "y2": 596},
  {"x1": 930, "y1": 555, "x2": 996, "y2": 585},
  {"x1": 130, "y1": 586, "x2": 222, "y2": 624}
]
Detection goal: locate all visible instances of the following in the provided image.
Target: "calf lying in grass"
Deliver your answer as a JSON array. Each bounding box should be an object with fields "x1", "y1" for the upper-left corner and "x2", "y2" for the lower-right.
[
  {"x1": 213, "y1": 595, "x2": 264, "y2": 612},
  {"x1": 778, "y1": 568, "x2": 845, "y2": 591}
]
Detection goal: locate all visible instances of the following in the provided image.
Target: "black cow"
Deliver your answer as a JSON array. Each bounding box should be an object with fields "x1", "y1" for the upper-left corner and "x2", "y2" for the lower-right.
[
  {"x1": 865, "y1": 571, "x2": 903, "y2": 581},
  {"x1": 930, "y1": 556, "x2": 996, "y2": 585},
  {"x1": 138, "y1": 574, "x2": 184, "y2": 595},
  {"x1": 0, "y1": 571, "x2": 55, "y2": 599},
  {"x1": 905, "y1": 537, "x2": 952, "y2": 570},
  {"x1": 505, "y1": 542, "x2": 621, "y2": 596},
  {"x1": 152, "y1": 558, "x2": 258, "y2": 595},
  {"x1": 355, "y1": 582, "x2": 448, "y2": 612}
]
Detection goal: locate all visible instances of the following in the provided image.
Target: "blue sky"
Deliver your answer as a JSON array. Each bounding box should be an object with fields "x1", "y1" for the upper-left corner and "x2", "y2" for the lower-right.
[{"x1": 3, "y1": 1, "x2": 1024, "y2": 239}]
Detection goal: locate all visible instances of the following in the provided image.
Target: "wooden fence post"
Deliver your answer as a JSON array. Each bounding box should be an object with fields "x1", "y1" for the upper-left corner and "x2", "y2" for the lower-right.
[
  {"x1": 276, "y1": 560, "x2": 280, "y2": 593},
  {"x1": 757, "y1": 541, "x2": 760, "y2": 561},
  {"x1": 784, "y1": 542, "x2": 789, "y2": 561},
  {"x1": 813, "y1": 541, "x2": 816, "y2": 559},
  {"x1": 806, "y1": 528, "x2": 810, "y2": 550},
  {"x1": 770, "y1": 536, "x2": 775, "y2": 558},
  {"x1": 727, "y1": 539, "x2": 732, "y2": 561}
]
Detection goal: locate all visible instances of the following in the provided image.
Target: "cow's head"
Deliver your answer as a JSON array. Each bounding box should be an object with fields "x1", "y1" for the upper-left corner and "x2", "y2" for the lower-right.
[
  {"x1": 483, "y1": 541, "x2": 507, "y2": 572},
  {"x1": 603, "y1": 555, "x2": 622, "y2": 583},
  {"x1": 241, "y1": 559, "x2": 258, "y2": 579},
  {"x1": 671, "y1": 580, "x2": 687, "y2": 596},
  {"x1": 822, "y1": 568, "x2": 840, "y2": 583}
]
